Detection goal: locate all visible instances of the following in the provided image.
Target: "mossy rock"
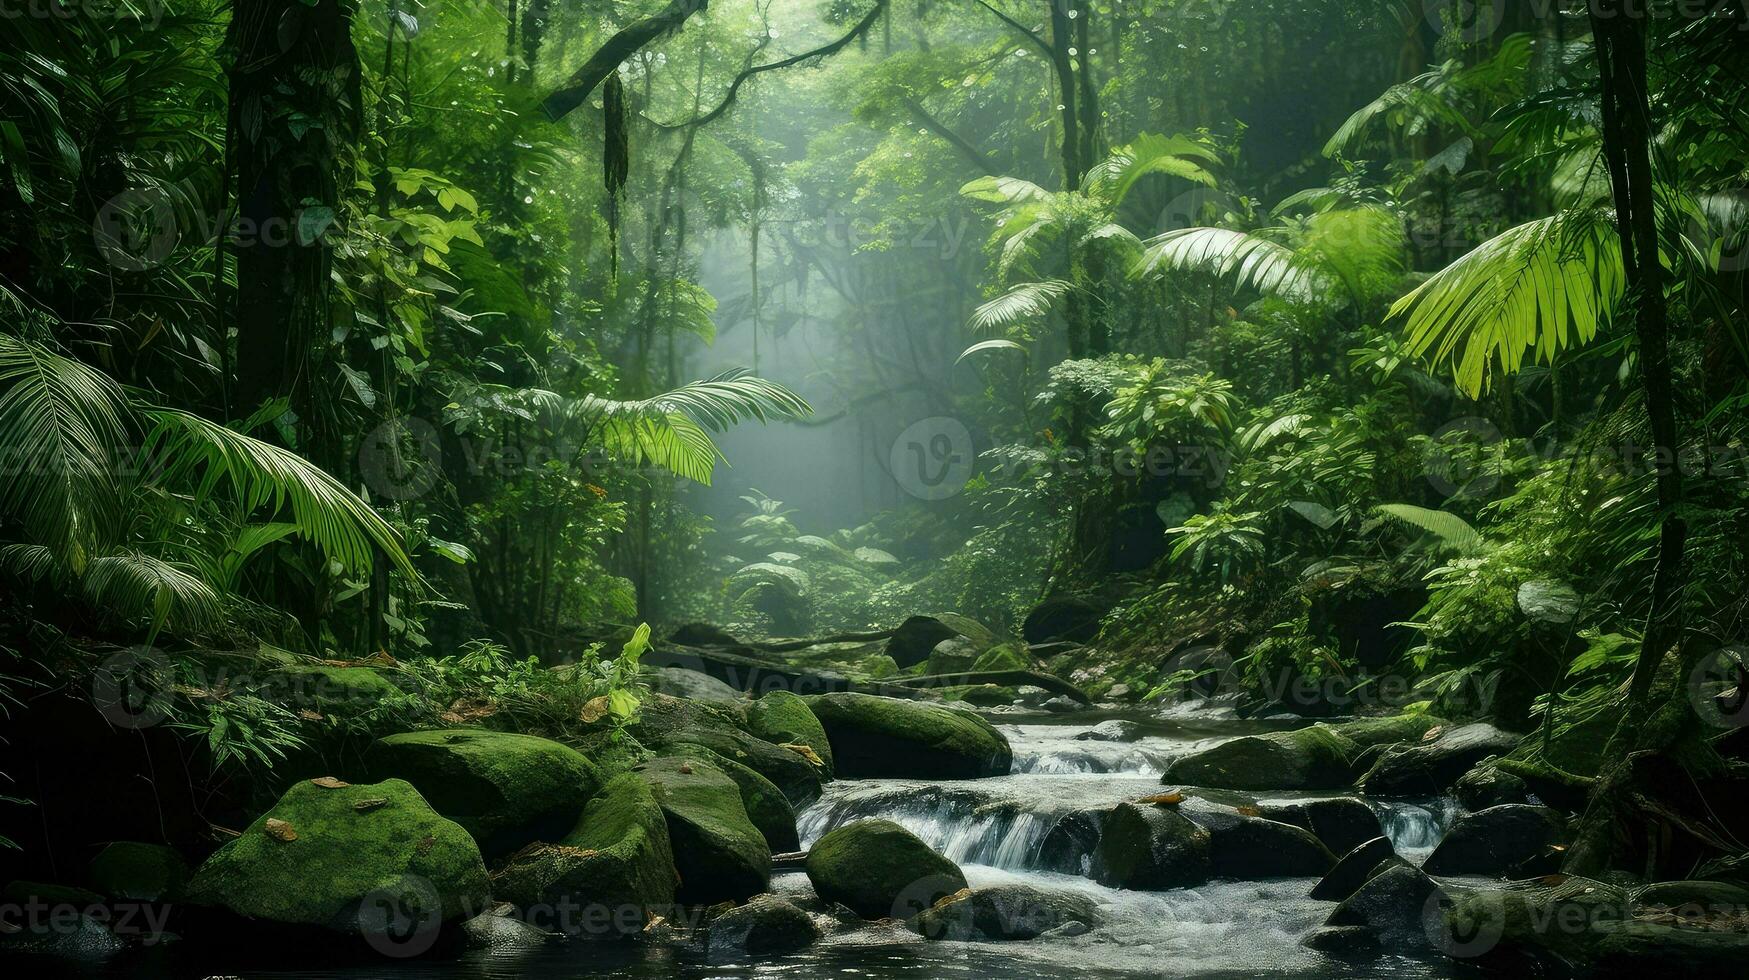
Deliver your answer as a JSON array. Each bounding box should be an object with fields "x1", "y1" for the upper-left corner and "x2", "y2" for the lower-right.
[
  {"x1": 884, "y1": 614, "x2": 996, "y2": 668},
  {"x1": 707, "y1": 893, "x2": 821, "y2": 958},
  {"x1": 1330, "y1": 713, "x2": 1447, "y2": 748},
  {"x1": 926, "y1": 636, "x2": 983, "y2": 675},
  {"x1": 910, "y1": 883, "x2": 1100, "y2": 941},
  {"x1": 802, "y1": 693, "x2": 1011, "y2": 779},
  {"x1": 367, "y1": 729, "x2": 600, "y2": 857},
  {"x1": 1092, "y1": 803, "x2": 1211, "y2": 890},
  {"x1": 637, "y1": 756, "x2": 769, "y2": 904},
  {"x1": 88, "y1": 842, "x2": 189, "y2": 902},
  {"x1": 805, "y1": 819, "x2": 966, "y2": 920},
  {"x1": 970, "y1": 642, "x2": 1033, "y2": 673},
  {"x1": 185, "y1": 778, "x2": 490, "y2": 935},
  {"x1": 260, "y1": 664, "x2": 405, "y2": 713},
  {"x1": 938, "y1": 684, "x2": 1019, "y2": 707},
  {"x1": 490, "y1": 773, "x2": 676, "y2": 937},
  {"x1": 631, "y1": 694, "x2": 823, "y2": 806},
  {"x1": 742, "y1": 690, "x2": 834, "y2": 779},
  {"x1": 656, "y1": 746, "x2": 798, "y2": 852},
  {"x1": 1160, "y1": 725, "x2": 1358, "y2": 791}
]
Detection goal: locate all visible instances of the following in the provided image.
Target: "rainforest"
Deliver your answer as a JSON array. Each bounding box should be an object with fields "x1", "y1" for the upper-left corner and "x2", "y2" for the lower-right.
[{"x1": 2, "y1": 1, "x2": 1748, "y2": 977}]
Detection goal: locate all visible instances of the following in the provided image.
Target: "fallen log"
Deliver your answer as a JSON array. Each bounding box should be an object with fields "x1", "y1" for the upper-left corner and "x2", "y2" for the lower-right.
[{"x1": 885, "y1": 669, "x2": 1092, "y2": 705}]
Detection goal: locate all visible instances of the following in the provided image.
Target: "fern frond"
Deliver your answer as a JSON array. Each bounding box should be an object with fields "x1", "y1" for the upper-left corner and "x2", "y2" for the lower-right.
[
  {"x1": 969, "y1": 280, "x2": 1072, "y2": 334},
  {"x1": 1133, "y1": 227, "x2": 1323, "y2": 301}
]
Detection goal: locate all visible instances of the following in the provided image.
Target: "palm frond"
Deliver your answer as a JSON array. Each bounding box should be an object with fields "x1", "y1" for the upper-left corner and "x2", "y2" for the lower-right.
[
  {"x1": 960, "y1": 175, "x2": 1050, "y2": 205},
  {"x1": 1085, "y1": 133, "x2": 1219, "y2": 204},
  {"x1": 1390, "y1": 212, "x2": 1622, "y2": 397},
  {"x1": 1375, "y1": 504, "x2": 1483, "y2": 553},
  {"x1": 141, "y1": 409, "x2": 416, "y2": 579},
  {"x1": 1133, "y1": 228, "x2": 1323, "y2": 300},
  {"x1": 572, "y1": 370, "x2": 812, "y2": 485},
  {"x1": 968, "y1": 280, "x2": 1072, "y2": 334},
  {"x1": 0, "y1": 333, "x2": 132, "y2": 563},
  {"x1": 956, "y1": 339, "x2": 1028, "y2": 365},
  {"x1": 83, "y1": 550, "x2": 224, "y2": 638}
]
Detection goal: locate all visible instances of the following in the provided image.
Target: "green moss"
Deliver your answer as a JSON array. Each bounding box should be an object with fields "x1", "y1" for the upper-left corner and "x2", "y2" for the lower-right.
[
  {"x1": 803, "y1": 692, "x2": 1012, "y2": 778},
  {"x1": 368, "y1": 729, "x2": 599, "y2": 855},
  {"x1": 805, "y1": 819, "x2": 966, "y2": 920},
  {"x1": 490, "y1": 773, "x2": 675, "y2": 935},
  {"x1": 970, "y1": 642, "x2": 1032, "y2": 673},
  {"x1": 1161, "y1": 725, "x2": 1358, "y2": 790},
  {"x1": 630, "y1": 694, "x2": 822, "y2": 805},
  {"x1": 654, "y1": 746, "x2": 798, "y2": 852},
  {"x1": 88, "y1": 842, "x2": 189, "y2": 902},
  {"x1": 262, "y1": 664, "x2": 405, "y2": 712},
  {"x1": 186, "y1": 778, "x2": 490, "y2": 930},
  {"x1": 743, "y1": 690, "x2": 834, "y2": 777},
  {"x1": 637, "y1": 756, "x2": 769, "y2": 904},
  {"x1": 1332, "y1": 713, "x2": 1447, "y2": 748},
  {"x1": 936, "y1": 684, "x2": 1019, "y2": 706}
]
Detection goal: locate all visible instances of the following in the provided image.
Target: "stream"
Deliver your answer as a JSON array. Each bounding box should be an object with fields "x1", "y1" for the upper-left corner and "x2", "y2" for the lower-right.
[{"x1": 64, "y1": 703, "x2": 1466, "y2": 980}]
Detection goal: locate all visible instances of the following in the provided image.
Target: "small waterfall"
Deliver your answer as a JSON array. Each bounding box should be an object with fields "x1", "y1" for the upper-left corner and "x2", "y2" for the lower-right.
[
  {"x1": 1373, "y1": 797, "x2": 1460, "y2": 861},
  {"x1": 797, "y1": 782, "x2": 1063, "y2": 870}
]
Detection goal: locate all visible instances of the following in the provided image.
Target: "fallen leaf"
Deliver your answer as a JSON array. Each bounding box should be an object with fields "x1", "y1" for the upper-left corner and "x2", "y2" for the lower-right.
[
  {"x1": 354, "y1": 798, "x2": 389, "y2": 812},
  {"x1": 310, "y1": 776, "x2": 349, "y2": 789},
  {"x1": 780, "y1": 742, "x2": 825, "y2": 767},
  {"x1": 264, "y1": 818, "x2": 298, "y2": 842},
  {"x1": 932, "y1": 888, "x2": 972, "y2": 910},
  {"x1": 643, "y1": 915, "x2": 667, "y2": 932},
  {"x1": 1236, "y1": 805, "x2": 1261, "y2": 817},
  {"x1": 579, "y1": 696, "x2": 610, "y2": 724},
  {"x1": 1422, "y1": 725, "x2": 1445, "y2": 742},
  {"x1": 297, "y1": 709, "x2": 324, "y2": 722},
  {"x1": 1136, "y1": 792, "x2": 1184, "y2": 807},
  {"x1": 678, "y1": 763, "x2": 694, "y2": 775}
]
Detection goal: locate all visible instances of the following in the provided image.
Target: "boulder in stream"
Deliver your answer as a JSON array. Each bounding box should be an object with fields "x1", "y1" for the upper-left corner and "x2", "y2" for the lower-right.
[
  {"x1": 707, "y1": 894, "x2": 822, "y2": 958},
  {"x1": 490, "y1": 772, "x2": 676, "y2": 937},
  {"x1": 1160, "y1": 725, "x2": 1359, "y2": 791},
  {"x1": 185, "y1": 777, "x2": 491, "y2": 941},
  {"x1": 743, "y1": 690, "x2": 835, "y2": 778},
  {"x1": 1174, "y1": 798, "x2": 1336, "y2": 879},
  {"x1": 1421, "y1": 804, "x2": 1568, "y2": 878},
  {"x1": 1309, "y1": 836, "x2": 1403, "y2": 902},
  {"x1": 631, "y1": 693, "x2": 824, "y2": 805},
  {"x1": 909, "y1": 883, "x2": 1101, "y2": 941},
  {"x1": 638, "y1": 756, "x2": 770, "y2": 905},
  {"x1": 366, "y1": 729, "x2": 600, "y2": 857},
  {"x1": 1357, "y1": 722, "x2": 1519, "y2": 796},
  {"x1": 884, "y1": 614, "x2": 996, "y2": 668},
  {"x1": 655, "y1": 746, "x2": 799, "y2": 852},
  {"x1": 1092, "y1": 802, "x2": 1211, "y2": 890},
  {"x1": 805, "y1": 819, "x2": 967, "y2": 920},
  {"x1": 803, "y1": 692, "x2": 1012, "y2": 779},
  {"x1": 1323, "y1": 863, "x2": 1447, "y2": 951},
  {"x1": 1255, "y1": 797, "x2": 1383, "y2": 857}
]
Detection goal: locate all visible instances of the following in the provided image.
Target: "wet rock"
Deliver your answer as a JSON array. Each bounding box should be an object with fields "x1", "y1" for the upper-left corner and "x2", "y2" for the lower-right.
[
  {"x1": 1591, "y1": 919, "x2": 1746, "y2": 972},
  {"x1": 1023, "y1": 596, "x2": 1105, "y2": 644},
  {"x1": 656, "y1": 747, "x2": 798, "y2": 853},
  {"x1": 1256, "y1": 797, "x2": 1382, "y2": 857},
  {"x1": 1303, "y1": 924, "x2": 1379, "y2": 953},
  {"x1": 1309, "y1": 837, "x2": 1402, "y2": 902},
  {"x1": 1175, "y1": 799, "x2": 1336, "y2": 879},
  {"x1": 805, "y1": 820, "x2": 967, "y2": 920},
  {"x1": 490, "y1": 773, "x2": 676, "y2": 938},
  {"x1": 185, "y1": 778, "x2": 491, "y2": 938},
  {"x1": 1441, "y1": 876, "x2": 1633, "y2": 967},
  {"x1": 644, "y1": 666, "x2": 743, "y2": 703},
  {"x1": 1453, "y1": 757, "x2": 1531, "y2": 811},
  {"x1": 707, "y1": 894, "x2": 821, "y2": 958},
  {"x1": 742, "y1": 690, "x2": 835, "y2": 779},
  {"x1": 1357, "y1": 723, "x2": 1519, "y2": 796},
  {"x1": 803, "y1": 692, "x2": 1011, "y2": 779},
  {"x1": 885, "y1": 614, "x2": 995, "y2": 668},
  {"x1": 366, "y1": 730, "x2": 600, "y2": 857},
  {"x1": 638, "y1": 756, "x2": 769, "y2": 905},
  {"x1": 909, "y1": 883, "x2": 1100, "y2": 941},
  {"x1": 1092, "y1": 803, "x2": 1211, "y2": 890},
  {"x1": 1039, "y1": 808, "x2": 1107, "y2": 875},
  {"x1": 88, "y1": 841, "x2": 189, "y2": 903},
  {"x1": 1422, "y1": 805, "x2": 1567, "y2": 878},
  {"x1": 0, "y1": 885, "x2": 126, "y2": 960},
  {"x1": 631, "y1": 694, "x2": 823, "y2": 805},
  {"x1": 1160, "y1": 726, "x2": 1358, "y2": 791},
  {"x1": 926, "y1": 637, "x2": 983, "y2": 675},
  {"x1": 1324, "y1": 864, "x2": 1446, "y2": 951},
  {"x1": 1329, "y1": 713, "x2": 1447, "y2": 748},
  {"x1": 1075, "y1": 720, "x2": 1141, "y2": 742},
  {"x1": 1041, "y1": 696, "x2": 1086, "y2": 714},
  {"x1": 458, "y1": 909, "x2": 557, "y2": 951}
]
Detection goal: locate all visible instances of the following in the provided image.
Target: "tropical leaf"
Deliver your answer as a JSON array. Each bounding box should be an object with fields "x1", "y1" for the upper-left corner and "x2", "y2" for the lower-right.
[
  {"x1": 1133, "y1": 227, "x2": 1322, "y2": 300},
  {"x1": 1390, "y1": 212, "x2": 1622, "y2": 396},
  {"x1": 960, "y1": 175, "x2": 1050, "y2": 205},
  {"x1": 968, "y1": 280, "x2": 1072, "y2": 334},
  {"x1": 571, "y1": 370, "x2": 811, "y2": 485},
  {"x1": 1374, "y1": 504, "x2": 1482, "y2": 552},
  {"x1": 82, "y1": 549, "x2": 224, "y2": 639},
  {"x1": 1084, "y1": 132, "x2": 1219, "y2": 203},
  {"x1": 956, "y1": 339, "x2": 1028, "y2": 365}
]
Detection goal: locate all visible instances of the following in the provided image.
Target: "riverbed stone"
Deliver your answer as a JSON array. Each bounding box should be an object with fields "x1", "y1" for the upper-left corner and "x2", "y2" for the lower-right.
[
  {"x1": 1309, "y1": 836, "x2": 1403, "y2": 901},
  {"x1": 909, "y1": 883, "x2": 1100, "y2": 941},
  {"x1": 805, "y1": 819, "x2": 967, "y2": 920},
  {"x1": 1422, "y1": 804, "x2": 1568, "y2": 878},
  {"x1": 1092, "y1": 803, "x2": 1211, "y2": 890},
  {"x1": 802, "y1": 692, "x2": 1011, "y2": 779},
  {"x1": 644, "y1": 666, "x2": 743, "y2": 703},
  {"x1": 1175, "y1": 799, "x2": 1336, "y2": 879},
  {"x1": 1076, "y1": 720, "x2": 1141, "y2": 742},
  {"x1": 884, "y1": 614, "x2": 996, "y2": 668},
  {"x1": 185, "y1": 777, "x2": 491, "y2": 937},
  {"x1": 638, "y1": 756, "x2": 769, "y2": 905},
  {"x1": 366, "y1": 729, "x2": 600, "y2": 857},
  {"x1": 707, "y1": 894, "x2": 821, "y2": 958},
  {"x1": 1454, "y1": 757, "x2": 1531, "y2": 810},
  {"x1": 1256, "y1": 797, "x2": 1383, "y2": 857},
  {"x1": 1324, "y1": 863, "x2": 1446, "y2": 950},
  {"x1": 489, "y1": 772, "x2": 676, "y2": 937},
  {"x1": 631, "y1": 693, "x2": 823, "y2": 805},
  {"x1": 656, "y1": 746, "x2": 799, "y2": 852},
  {"x1": 1160, "y1": 725, "x2": 1359, "y2": 791},
  {"x1": 1357, "y1": 723, "x2": 1519, "y2": 796},
  {"x1": 1303, "y1": 924, "x2": 1380, "y2": 953},
  {"x1": 88, "y1": 841, "x2": 189, "y2": 902},
  {"x1": 743, "y1": 690, "x2": 835, "y2": 778},
  {"x1": 1329, "y1": 713, "x2": 1448, "y2": 748}
]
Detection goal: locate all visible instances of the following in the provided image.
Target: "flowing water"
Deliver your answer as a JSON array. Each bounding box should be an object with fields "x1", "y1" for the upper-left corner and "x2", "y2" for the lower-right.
[{"x1": 53, "y1": 704, "x2": 1463, "y2": 980}]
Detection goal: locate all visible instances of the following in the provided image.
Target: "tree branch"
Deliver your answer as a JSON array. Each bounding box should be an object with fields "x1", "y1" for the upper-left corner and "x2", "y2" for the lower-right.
[
  {"x1": 541, "y1": 0, "x2": 711, "y2": 121},
  {"x1": 972, "y1": 0, "x2": 1052, "y2": 58},
  {"x1": 905, "y1": 98, "x2": 997, "y2": 174}
]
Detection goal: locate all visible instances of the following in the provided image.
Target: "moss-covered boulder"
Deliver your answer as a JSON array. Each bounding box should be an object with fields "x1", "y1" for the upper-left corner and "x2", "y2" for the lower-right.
[
  {"x1": 367, "y1": 730, "x2": 599, "y2": 857},
  {"x1": 490, "y1": 773, "x2": 676, "y2": 937},
  {"x1": 1160, "y1": 726, "x2": 1358, "y2": 791},
  {"x1": 1330, "y1": 713, "x2": 1447, "y2": 748},
  {"x1": 638, "y1": 756, "x2": 769, "y2": 904},
  {"x1": 1422, "y1": 804, "x2": 1568, "y2": 878},
  {"x1": 1174, "y1": 798, "x2": 1336, "y2": 879},
  {"x1": 185, "y1": 778, "x2": 490, "y2": 937},
  {"x1": 884, "y1": 614, "x2": 996, "y2": 668},
  {"x1": 909, "y1": 883, "x2": 1100, "y2": 941},
  {"x1": 261, "y1": 663, "x2": 405, "y2": 714},
  {"x1": 742, "y1": 690, "x2": 834, "y2": 779},
  {"x1": 802, "y1": 693, "x2": 1011, "y2": 779},
  {"x1": 805, "y1": 819, "x2": 967, "y2": 920},
  {"x1": 971, "y1": 642, "x2": 1033, "y2": 673},
  {"x1": 656, "y1": 747, "x2": 798, "y2": 852},
  {"x1": 925, "y1": 636, "x2": 983, "y2": 675},
  {"x1": 1092, "y1": 803, "x2": 1211, "y2": 890},
  {"x1": 631, "y1": 694, "x2": 823, "y2": 805},
  {"x1": 706, "y1": 894, "x2": 821, "y2": 958},
  {"x1": 1358, "y1": 723, "x2": 1520, "y2": 796},
  {"x1": 88, "y1": 841, "x2": 189, "y2": 902}
]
